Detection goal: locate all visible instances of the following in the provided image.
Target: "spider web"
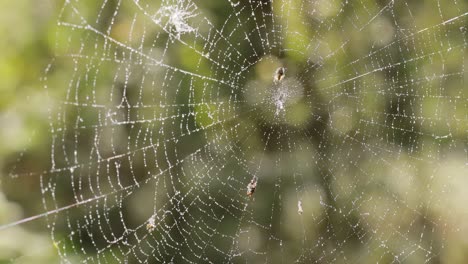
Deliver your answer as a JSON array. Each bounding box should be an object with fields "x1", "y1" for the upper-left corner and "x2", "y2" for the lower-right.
[{"x1": 5, "y1": 0, "x2": 468, "y2": 263}]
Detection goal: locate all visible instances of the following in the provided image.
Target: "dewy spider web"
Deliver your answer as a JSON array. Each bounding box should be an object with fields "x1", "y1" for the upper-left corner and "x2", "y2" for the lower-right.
[{"x1": 7, "y1": 0, "x2": 468, "y2": 263}]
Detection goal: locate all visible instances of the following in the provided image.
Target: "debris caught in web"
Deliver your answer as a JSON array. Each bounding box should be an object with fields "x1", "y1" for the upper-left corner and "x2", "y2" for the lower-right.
[
  {"x1": 246, "y1": 176, "x2": 257, "y2": 198},
  {"x1": 298, "y1": 200, "x2": 303, "y2": 214},
  {"x1": 146, "y1": 216, "x2": 156, "y2": 232},
  {"x1": 153, "y1": 3, "x2": 196, "y2": 41}
]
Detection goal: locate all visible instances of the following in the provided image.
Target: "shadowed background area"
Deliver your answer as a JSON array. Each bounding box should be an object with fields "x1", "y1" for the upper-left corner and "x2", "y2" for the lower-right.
[{"x1": 0, "y1": 0, "x2": 467, "y2": 263}]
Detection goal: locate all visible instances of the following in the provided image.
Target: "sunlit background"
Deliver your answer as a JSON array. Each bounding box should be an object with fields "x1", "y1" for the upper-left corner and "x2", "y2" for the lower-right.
[{"x1": 0, "y1": 0, "x2": 467, "y2": 263}]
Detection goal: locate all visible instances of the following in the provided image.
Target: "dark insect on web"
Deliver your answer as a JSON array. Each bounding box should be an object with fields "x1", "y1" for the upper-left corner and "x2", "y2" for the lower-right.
[{"x1": 274, "y1": 67, "x2": 286, "y2": 83}]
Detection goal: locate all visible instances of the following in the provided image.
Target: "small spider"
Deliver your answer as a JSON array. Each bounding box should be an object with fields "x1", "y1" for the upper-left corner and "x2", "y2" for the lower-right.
[
  {"x1": 246, "y1": 176, "x2": 257, "y2": 198},
  {"x1": 274, "y1": 67, "x2": 286, "y2": 83}
]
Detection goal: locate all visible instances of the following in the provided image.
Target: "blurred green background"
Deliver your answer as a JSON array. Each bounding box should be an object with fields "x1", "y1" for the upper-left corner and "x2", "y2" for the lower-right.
[{"x1": 0, "y1": 0, "x2": 467, "y2": 263}]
